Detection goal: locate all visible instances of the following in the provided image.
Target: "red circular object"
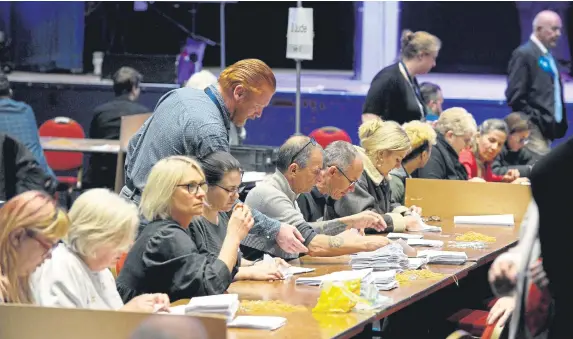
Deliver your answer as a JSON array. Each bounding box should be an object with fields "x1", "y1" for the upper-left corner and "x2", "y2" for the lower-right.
[{"x1": 309, "y1": 126, "x2": 352, "y2": 148}]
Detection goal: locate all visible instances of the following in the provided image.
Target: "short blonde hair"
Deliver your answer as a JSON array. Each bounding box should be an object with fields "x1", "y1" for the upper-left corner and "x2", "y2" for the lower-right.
[
  {"x1": 401, "y1": 29, "x2": 441, "y2": 60},
  {"x1": 359, "y1": 119, "x2": 411, "y2": 160},
  {"x1": 403, "y1": 120, "x2": 438, "y2": 149},
  {"x1": 140, "y1": 156, "x2": 205, "y2": 221},
  {"x1": 185, "y1": 70, "x2": 218, "y2": 90},
  {"x1": 66, "y1": 189, "x2": 139, "y2": 258},
  {"x1": 435, "y1": 107, "x2": 478, "y2": 136},
  {"x1": 218, "y1": 59, "x2": 276, "y2": 94}
]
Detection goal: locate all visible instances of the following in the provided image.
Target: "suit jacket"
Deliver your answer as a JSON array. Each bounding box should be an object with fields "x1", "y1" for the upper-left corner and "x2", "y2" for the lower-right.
[
  {"x1": 530, "y1": 137, "x2": 573, "y2": 338},
  {"x1": 506, "y1": 40, "x2": 568, "y2": 141}
]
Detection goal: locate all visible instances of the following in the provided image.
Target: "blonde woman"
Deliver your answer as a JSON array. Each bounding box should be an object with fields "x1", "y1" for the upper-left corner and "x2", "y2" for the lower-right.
[
  {"x1": 414, "y1": 107, "x2": 478, "y2": 181},
  {"x1": 31, "y1": 189, "x2": 170, "y2": 312},
  {"x1": 363, "y1": 30, "x2": 441, "y2": 124},
  {"x1": 389, "y1": 120, "x2": 438, "y2": 205},
  {"x1": 330, "y1": 120, "x2": 421, "y2": 233},
  {"x1": 0, "y1": 191, "x2": 69, "y2": 303},
  {"x1": 117, "y1": 156, "x2": 253, "y2": 303}
]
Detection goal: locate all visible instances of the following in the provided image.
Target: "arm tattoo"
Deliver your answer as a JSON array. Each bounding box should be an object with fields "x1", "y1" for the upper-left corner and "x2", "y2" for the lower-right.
[{"x1": 328, "y1": 236, "x2": 344, "y2": 248}]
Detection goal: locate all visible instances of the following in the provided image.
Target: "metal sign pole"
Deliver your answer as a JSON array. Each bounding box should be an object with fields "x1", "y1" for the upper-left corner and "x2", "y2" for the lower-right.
[
  {"x1": 295, "y1": 1, "x2": 302, "y2": 135},
  {"x1": 220, "y1": 2, "x2": 226, "y2": 70}
]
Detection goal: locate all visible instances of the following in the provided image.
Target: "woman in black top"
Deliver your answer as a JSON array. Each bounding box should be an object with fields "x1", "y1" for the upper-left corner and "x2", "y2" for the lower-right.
[
  {"x1": 492, "y1": 112, "x2": 536, "y2": 177},
  {"x1": 116, "y1": 155, "x2": 253, "y2": 303},
  {"x1": 362, "y1": 30, "x2": 441, "y2": 124},
  {"x1": 413, "y1": 107, "x2": 478, "y2": 181},
  {"x1": 192, "y1": 151, "x2": 288, "y2": 281}
]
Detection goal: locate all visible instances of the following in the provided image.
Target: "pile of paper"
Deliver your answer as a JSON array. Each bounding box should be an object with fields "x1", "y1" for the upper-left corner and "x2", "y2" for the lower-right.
[
  {"x1": 228, "y1": 316, "x2": 287, "y2": 331},
  {"x1": 411, "y1": 212, "x2": 443, "y2": 232},
  {"x1": 370, "y1": 270, "x2": 399, "y2": 291},
  {"x1": 406, "y1": 239, "x2": 444, "y2": 247},
  {"x1": 417, "y1": 250, "x2": 468, "y2": 265},
  {"x1": 295, "y1": 268, "x2": 373, "y2": 286},
  {"x1": 349, "y1": 242, "x2": 409, "y2": 271},
  {"x1": 263, "y1": 254, "x2": 314, "y2": 279},
  {"x1": 184, "y1": 294, "x2": 240, "y2": 323},
  {"x1": 386, "y1": 232, "x2": 423, "y2": 240},
  {"x1": 453, "y1": 214, "x2": 514, "y2": 226},
  {"x1": 407, "y1": 257, "x2": 429, "y2": 270}
]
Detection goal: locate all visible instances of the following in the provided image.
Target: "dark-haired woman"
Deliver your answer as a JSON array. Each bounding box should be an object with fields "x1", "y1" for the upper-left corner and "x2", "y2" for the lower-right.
[
  {"x1": 362, "y1": 29, "x2": 441, "y2": 125},
  {"x1": 492, "y1": 112, "x2": 536, "y2": 178},
  {"x1": 192, "y1": 151, "x2": 289, "y2": 281}
]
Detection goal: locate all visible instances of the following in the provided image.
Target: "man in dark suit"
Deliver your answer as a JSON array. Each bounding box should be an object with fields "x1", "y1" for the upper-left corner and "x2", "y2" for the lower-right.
[{"x1": 506, "y1": 10, "x2": 568, "y2": 160}]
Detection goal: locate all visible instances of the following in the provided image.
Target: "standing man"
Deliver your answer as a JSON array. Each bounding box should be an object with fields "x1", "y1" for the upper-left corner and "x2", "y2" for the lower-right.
[
  {"x1": 121, "y1": 59, "x2": 307, "y2": 255},
  {"x1": 419, "y1": 82, "x2": 444, "y2": 121},
  {"x1": 506, "y1": 10, "x2": 568, "y2": 159}
]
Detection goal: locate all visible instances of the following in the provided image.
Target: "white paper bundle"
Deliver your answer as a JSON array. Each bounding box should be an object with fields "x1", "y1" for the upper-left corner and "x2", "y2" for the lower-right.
[
  {"x1": 407, "y1": 257, "x2": 429, "y2": 270},
  {"x1": 228, "y1": 316, "x2": 287, "y2": 330},
  {"x1": 262, "y1": 254, "x2": 314, "y2": 279},
  {"x1": 349, "y1": 242, "x2": 409, "y2": 271},
  {"x1": 371, "y1": 270, "x2": 399, "y2": 291},
  {"x1": 453, "y1": 214, "x2": 515, "y2": 226},
  {"x1": 295, "y1": 268, "x2": 373, "y2": 286},
  {"x1": 411, "y1": 211, "x2": 442, "y2": 232},
  {"x1": 406, "y1": 239, "x2": 444, "y2": 247},
  {"x1": 184, "y1": 294, "x2": 240, "y2": 323},
  {"x1": 417, "y1": 250, "x2": 468, "y2": 265},
  {"x1": 386, "y1": 233, "x2": 423, "y2": 240}
]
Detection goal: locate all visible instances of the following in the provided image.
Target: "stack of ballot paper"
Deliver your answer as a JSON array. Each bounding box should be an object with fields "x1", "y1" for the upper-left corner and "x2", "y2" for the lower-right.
[
  {"x1": 184, "y1": 294, "x2": 240, "y2": 323},
  {"x1": 406, "y1": 239, "x2": 444, "y2": 247},
  {"x1": 228, "y1": 316, "x2": 287, "y2": 331},
  {"x1": 263, "y1": 254, "x2": 314, "y2": 279},
  {"x1": 350, "y1": 242, "x2": 409, "y2": 271},
  {"x1": 417, "y1": 250, "x2": 468, "y2": 265},
  {"x1": 370, "y1": 270, "x2": 399, "y2": 291},
  {"x1": 411, "y1": 212, "x2": 443, "y2": 232},
  {"x1": 453, "y1": 214, "x2": 515, "y2": 226},
  {"x1": 386, "y1": 233, "x2": 423, "y2": 240},
  {"x1": 295, "y1": 268, "x2": 373, "y2": 286},
  {"x1": 407, "y1": 257, "x2": 429, "y2": 270}
]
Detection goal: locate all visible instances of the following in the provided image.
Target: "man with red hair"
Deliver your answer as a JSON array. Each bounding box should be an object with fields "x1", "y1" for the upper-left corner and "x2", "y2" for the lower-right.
[{"x1": 121, "y1": 59, "x2": 308, "y2": 255}]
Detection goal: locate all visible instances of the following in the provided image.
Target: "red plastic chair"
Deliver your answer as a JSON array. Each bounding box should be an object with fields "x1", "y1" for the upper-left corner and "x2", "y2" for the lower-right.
[
  {"x1": 38, "y1": 117, "x2": 85, "y2": 188},
  {"x1": 309, "y1": 126, "x2": 352, "y2": 149}
]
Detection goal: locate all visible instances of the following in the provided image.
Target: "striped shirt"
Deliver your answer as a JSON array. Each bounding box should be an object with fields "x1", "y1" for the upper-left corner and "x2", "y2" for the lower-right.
[{"x1": 121, "y1": 85, "x2": 281, "y2": 241}]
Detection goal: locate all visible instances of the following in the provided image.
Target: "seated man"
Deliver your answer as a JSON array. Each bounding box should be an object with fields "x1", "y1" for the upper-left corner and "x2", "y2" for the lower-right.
[
  {"x1": 297, "y1": 140, "x2": 376, "y2": 223},
  {"x1": 241, "y1": 136, "x2": 390, "y2": 261},
  {"x1": 83, "y1": 67, "x2": 150, "y2": 189},
  {"x1": 0, "y1": 73, "x2": 54, "y2": 178},
  {"x1": 0, "y1": 133, "x2": 55, "y2": 200}
]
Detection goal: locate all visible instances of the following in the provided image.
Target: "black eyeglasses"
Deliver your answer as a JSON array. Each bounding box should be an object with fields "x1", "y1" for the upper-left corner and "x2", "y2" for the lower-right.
[
  {"x1": 213, "y1": 184, "x2": 246, "y2": 195},
  {"x1": 177, "y1": 182, "x2": 208, "y2": 195},
  {"x1": 336, "y1": 166, "x2": 358, "y2": 188},
  {"x1": 290, "y1": 138, "x2": 318, "y2": 165}
]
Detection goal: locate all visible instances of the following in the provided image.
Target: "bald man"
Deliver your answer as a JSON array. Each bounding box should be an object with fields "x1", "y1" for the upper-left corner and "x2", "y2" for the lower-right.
[{"x1": 506, "y1": 10, "x2": 568, "y2": 160}]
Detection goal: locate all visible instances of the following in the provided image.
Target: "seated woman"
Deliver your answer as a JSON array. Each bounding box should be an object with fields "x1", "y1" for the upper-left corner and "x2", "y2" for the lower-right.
[
  {"x1": 413, "y1": 107, "x2": 477, "y2": 181},
  {"x1": 459, "y1": 119, "x2": 527, "y2": 184},
  {"x1": 491, "y1": 112, "x2": 535, "y2": 178},
  {"x1": 116, "y1": 156, "x2": 253, "y2": 303},
  {"x1": 194, "y1": 151, "x2": 288, "y2": 281},
  {"x1": 0, "y1": 191, "x2": 69, "y2": 303},
  {"x1": 389, "y1": 120, "x2": 437, "y2": 205},
  {"x1": 329, "y1": 119, "x2": 422, "y2": 233},
  {"x1": 31, "y1": 188, "x2": 169, "y2": 312}
]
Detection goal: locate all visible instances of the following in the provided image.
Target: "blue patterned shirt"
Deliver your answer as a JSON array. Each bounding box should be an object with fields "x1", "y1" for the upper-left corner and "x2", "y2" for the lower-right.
[
  {"x1": 123, "y1": 85, "x2": 281, "y2": 241},
  {"x1": 0, "y1": 98, "x2": 55, "y2": 178}
]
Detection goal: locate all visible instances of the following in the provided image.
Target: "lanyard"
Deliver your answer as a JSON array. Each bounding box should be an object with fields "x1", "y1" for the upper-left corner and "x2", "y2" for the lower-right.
[
  {"x1": 400, "y1": 61, "x2": 428, "y2": 118},
  {"x1": 204, "y1": 87, "x2": 231, "y2": 138}
]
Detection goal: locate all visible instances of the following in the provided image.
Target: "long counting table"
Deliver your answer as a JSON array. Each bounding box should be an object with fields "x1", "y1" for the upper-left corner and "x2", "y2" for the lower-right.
[{"x1": 172, "y1": 218, "x2": 518, "y2": 339}]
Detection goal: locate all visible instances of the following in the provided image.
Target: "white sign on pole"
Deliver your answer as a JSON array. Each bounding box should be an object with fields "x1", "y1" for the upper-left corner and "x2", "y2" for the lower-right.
[{"x1": 286, "y1": 7, "x2": 314, "y2": 60}]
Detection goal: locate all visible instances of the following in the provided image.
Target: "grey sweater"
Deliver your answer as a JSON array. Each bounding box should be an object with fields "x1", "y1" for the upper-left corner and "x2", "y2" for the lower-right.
[{"x1": 242, "y1": 170, "x2": 347, "y2": 259}]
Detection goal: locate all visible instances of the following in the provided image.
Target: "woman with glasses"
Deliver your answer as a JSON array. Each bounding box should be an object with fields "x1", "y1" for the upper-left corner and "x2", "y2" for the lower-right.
[
  {"x1": 193, "y1": 151, "x2": 288, "y2": 281},
  {"x1": 459, "y1": 119, "x2": 529, "y2": 184},
  {"x1": 491, "y1": 112, "x2": 536, "y2": 178},
  {"x1": 414, "y1": 107, "x2": 479, "y2": 181},
  {"x1": 31, "y1": 188, "x2": 170, "y2": 312},
  {"x1": 116, "y1": 156, "x2": 253, "y2": 303},
  {"x1": 0, "y1": 191, "x2": 69, "y2": 303}
]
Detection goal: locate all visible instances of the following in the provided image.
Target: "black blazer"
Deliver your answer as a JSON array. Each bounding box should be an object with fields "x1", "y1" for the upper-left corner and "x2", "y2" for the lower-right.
[
  {"x1": 531, "y1": 137, "x2": 573, "y2": 337},
  {"x1": 506, "y1": 40, "x2": 568, "y2": 141},
  {"x1": 363, "y1": 62, "x2": 427, "y2": 124},
  {"x1": 412, "y1": 132, "x2": 468, "y2": 181}
]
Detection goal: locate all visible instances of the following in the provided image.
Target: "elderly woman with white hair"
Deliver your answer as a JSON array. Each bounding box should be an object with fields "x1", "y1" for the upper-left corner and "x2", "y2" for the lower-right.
[{"x1": 30, "y1": 188, "x2": 170, "y2": 312}]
